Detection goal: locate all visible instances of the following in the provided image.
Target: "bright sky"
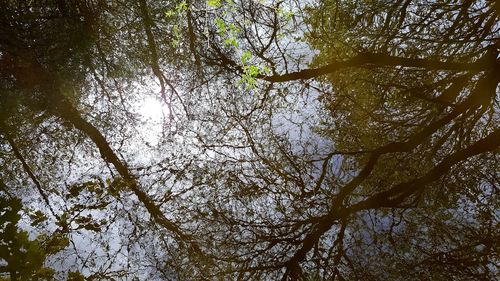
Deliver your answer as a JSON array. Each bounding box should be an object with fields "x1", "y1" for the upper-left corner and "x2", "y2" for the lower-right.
[{"x1": 138, "y1": 96, "x2": 167, "y2": 121}]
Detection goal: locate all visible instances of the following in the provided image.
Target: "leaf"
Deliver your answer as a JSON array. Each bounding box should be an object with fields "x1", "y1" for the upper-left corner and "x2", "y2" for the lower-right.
[
  {"x1": 208, "y1": 0, "x2": 222, "y2": 8},
  {"x1": 241, "y1": 51, "x2": 252, "y2": 65},
  {"x1": 176, "y1": 1, "x2": 188, "y2": 12},
  {"x1": 68, "y1": 271, "x2": 85, "y2": 281},
  {"x1": 165, "y1": 10, "x2": 176, "y2": 18},
  {"x1": 30, "y1": 210, "x2": 48, "y2": 227},
  {"x1": 215, "y1": 18, "x2": 226, "y2": 35},
  {"x1": 44, "y1": 233, "x2": 70, "y2": 255}
]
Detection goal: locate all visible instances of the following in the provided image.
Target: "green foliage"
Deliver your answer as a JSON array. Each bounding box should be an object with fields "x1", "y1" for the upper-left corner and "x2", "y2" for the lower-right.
[
  {"x1": 165, "y1": 1, "x2": 188, "y2": 18},
  {"x1": 237, "y1": 51, "x2": 270, "y2": 90},
  {"x1": 207, "y1": 0, "x2": 222, "y2": 8},
  {"x1": 239, "y1": 67, "x2": 259, "y2": 89},
  {"x1": 164, "y1": 10, "x2": 176, "y2": 18},
  {"x1": 67, "y1": 271, "x2": 85, "y2": 281},
  {"x1": 29, "y1": 210, "x2": 48, "y2": 227},
  {"x1": 164, "y1": 1, "x2": 190, "y2": 48},
  {"x1": 277, "y1": 8, "x2": 295, "y2": 22},
  {"x1": 0, "y1": 197, "x2": 54, "y2": 280},
  {"x1": 214, "y1": 18, "x2": 240, "y2": 48},
  {"x1": 172, "y1": 24, "x2": 182, "y2": 48},
  {"x1": 215, "y1": 18, "x2": 226, "y2": 35},
  {"x1": 176, "y1": 1, "x2": 188, "y2": 12},
  {"x1": 74, "y1": 215, "x2": 102, "y2": 232},
  {"x1": 240, "y1": 51, "x2": 252, "y2": 65},
  {"x1": 40, "y1": 232, "x2": 70, "y2": 255}
]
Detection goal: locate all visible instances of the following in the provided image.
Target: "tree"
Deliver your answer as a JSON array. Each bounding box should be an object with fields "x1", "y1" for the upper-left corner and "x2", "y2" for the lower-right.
[
  {"x1": 0, "y1": 186, "x2": 55, "y2": 280},
  {"x1": 0, "y1": 0, "x2": 498, "y2": 280}
]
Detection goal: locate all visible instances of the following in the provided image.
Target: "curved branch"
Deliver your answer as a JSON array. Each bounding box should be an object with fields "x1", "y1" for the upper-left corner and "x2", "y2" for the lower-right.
[
  {"x1": 0, "y1": 124, "x2": 59, "y2": 219},
  {"x1": 49, "y1": 94, "x2": 198, "y2": 246},
  {"x1": 280, "y1": 68, "x2": 499, "y2": 275},
  {"x1": 351, "y1": 127, "x2": 500, "y2": 211},
  {"x1": 262, "y1": 52, "x2": 499, "y2": 82}
]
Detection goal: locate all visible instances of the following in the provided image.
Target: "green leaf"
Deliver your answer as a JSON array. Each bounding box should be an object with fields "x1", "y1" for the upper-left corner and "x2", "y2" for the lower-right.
[
  {"x1": 208, "y1": 0, "x2": 222, "y2": 8},
  {"x1": 44, "y1": 233, "x2": 70, "y2": 255},
  {"x1": 68, "y1": 271, "x2": 85, "y2": 281},
  {"x1": 165, "y1": 10, "x2": 176, "y2": 18},
  {"x1": 241, "y1": 51, "x2": 252, "y2": 65},
  {"x1": 30, "y1": 210, "x2": 48, "y2": 227},
  {"x1": 176, "y1": 1, "x2": 188, "y2": 12},
  {"x1": 224, "y1": 38, "x2": 238, "y2": 48},
  {"x1": 215, "y1": 18, "x2": 226, "y2": 35}
]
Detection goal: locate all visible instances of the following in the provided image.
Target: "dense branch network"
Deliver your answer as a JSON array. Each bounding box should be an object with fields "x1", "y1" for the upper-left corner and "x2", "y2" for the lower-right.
[{"x1": 0, "y1": 0, "x2": 498, "y2": 280}]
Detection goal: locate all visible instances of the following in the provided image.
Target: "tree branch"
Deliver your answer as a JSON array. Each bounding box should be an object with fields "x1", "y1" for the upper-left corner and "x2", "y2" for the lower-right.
[{"x1": 262, "y1": 52, "x2": 498, "y2": 82}]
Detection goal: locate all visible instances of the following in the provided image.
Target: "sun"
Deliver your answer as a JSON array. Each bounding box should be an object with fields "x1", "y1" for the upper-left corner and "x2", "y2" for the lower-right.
[{"x1": 139, "y1": 97, "x2": 166, "y2": 122}]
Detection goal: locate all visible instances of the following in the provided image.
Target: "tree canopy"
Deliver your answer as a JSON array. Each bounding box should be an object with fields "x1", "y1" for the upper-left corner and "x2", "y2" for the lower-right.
[{"x1": 0, "y1": 0, "x2": 498, "y2": 280}]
